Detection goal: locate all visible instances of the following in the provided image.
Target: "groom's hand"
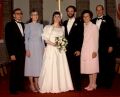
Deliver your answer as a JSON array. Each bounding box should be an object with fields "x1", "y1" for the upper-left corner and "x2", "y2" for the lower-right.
[{"x1": 74, "y1": 51, "x2": 80, "y2": 56}]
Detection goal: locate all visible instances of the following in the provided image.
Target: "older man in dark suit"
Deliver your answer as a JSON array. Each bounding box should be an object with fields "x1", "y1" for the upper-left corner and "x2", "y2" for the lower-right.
[
  {"x1": 92, "y1": 5, "x2": 116, "y2": 88},
  {"x1": 63, "y1": 5, "x2": 83, "y2": 91},
  {"x1": 5, "y1": 8, "x2": 25, "y2": 94}
]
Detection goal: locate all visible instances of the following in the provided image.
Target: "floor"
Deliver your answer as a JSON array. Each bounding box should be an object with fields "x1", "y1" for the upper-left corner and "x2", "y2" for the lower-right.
[{"x1": 0, "y1": 73, "x2": 120, "y2": 97}]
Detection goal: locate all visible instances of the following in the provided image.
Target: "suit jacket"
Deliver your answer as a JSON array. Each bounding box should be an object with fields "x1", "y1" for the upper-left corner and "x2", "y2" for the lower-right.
[
  {"x1": 5, "y1": 19, "x2": 25, "y2": 57},
  {"x1": 92, "y1": 15, "x2": 116, "y2": 54},
  {"x1": 63, "y1": 18, "x2": 83, "y2": 54}
]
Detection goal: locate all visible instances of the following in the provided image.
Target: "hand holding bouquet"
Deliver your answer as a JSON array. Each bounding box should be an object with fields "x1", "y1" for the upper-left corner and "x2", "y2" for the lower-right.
[{"x1": 55, "y1": 36, "x2": 68, "y2": 52}]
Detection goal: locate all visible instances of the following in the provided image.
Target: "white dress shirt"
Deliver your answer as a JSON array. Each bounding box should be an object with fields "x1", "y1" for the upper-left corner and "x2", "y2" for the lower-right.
[
  {"x1": 15, "y1": 21, "x2": 24, "y2": 36},
  {"x1": 96, "y1": 16, "x2": 103, "y2": 30},
  {"x1": 67, "y1": 17, "x2": 75, "y2": 34}
]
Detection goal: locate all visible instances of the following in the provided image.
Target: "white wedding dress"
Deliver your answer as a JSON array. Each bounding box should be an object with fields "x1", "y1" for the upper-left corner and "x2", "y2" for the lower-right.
[{"x1": 38, "y1": 25, "x2": 73, "y2": 93}]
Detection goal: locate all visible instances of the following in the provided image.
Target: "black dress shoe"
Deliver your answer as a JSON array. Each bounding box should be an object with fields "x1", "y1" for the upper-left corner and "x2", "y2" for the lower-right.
[
  {"x1": 10, "y1": 91, "x2": 18, "y2": 95},
  {"x1": 18, "y1": 88, "x2": 26, "y2": 92},
  {"x1": 74, "y1": 88, "x2": 81, "y2": 91},
  {"x1": 104, "y1": 84, "x2": 112, "y2": 89}
]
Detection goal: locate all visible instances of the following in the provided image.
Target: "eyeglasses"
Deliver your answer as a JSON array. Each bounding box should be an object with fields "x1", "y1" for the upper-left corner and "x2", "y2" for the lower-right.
[{"x1": 15, "y1": 12, "x2": 23, "y2": 15}]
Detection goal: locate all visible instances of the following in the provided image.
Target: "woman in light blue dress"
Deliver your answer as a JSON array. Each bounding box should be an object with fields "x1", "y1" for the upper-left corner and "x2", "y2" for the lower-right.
[{"x1": 24, "y1": 9, "x2": 44, "y2": 92}]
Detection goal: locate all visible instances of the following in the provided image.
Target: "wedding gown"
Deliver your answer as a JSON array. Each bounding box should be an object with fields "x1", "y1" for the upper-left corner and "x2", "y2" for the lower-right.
[{"x1": 38, "y1": 25, "x2": 73, "y2": 93}]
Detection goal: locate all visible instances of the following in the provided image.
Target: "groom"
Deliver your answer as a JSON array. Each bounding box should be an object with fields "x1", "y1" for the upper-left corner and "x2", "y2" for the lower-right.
[{"x1": 63, "y1": 5, "x2": 83, "y2": 91}]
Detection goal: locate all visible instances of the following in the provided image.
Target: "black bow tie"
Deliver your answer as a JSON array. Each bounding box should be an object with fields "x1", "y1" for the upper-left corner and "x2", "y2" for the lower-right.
[
  {"x1": 16, "y1": 21, "x2": 22, "y2": 24},
  {"x1": 97, "y1": 17, "x2": 103, "y2": 20}
]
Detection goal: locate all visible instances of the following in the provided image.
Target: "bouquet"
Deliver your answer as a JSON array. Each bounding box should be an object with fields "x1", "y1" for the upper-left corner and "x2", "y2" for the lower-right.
[{"x1": 55, "y1": 36, "x2": 68, "y2": 52}]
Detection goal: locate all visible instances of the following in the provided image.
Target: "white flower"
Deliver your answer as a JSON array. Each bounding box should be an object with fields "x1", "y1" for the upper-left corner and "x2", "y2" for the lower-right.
[
  {"x1": 102, "y1": 20, "x2": 106, "y2": 22},
  {"x1": 74, "y1": 23, "x2": 77, "y2": 26}
]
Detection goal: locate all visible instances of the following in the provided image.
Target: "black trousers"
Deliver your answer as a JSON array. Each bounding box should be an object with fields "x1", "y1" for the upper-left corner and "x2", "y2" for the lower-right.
[
  {"x1": 97, "y1": 52, "x2": 115, "y2": 88},
  {"x1": 66, "y1": 52, "x2": 81, "y2": 91},
  {"x1": 9, "y1": 55, "x2": 25, "y2": 93}
]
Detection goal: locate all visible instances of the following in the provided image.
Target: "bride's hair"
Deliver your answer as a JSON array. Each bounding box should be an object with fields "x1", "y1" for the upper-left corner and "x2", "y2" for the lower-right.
[{"x1": 51, "y1": 11, "x2": 63, "y2": 26}]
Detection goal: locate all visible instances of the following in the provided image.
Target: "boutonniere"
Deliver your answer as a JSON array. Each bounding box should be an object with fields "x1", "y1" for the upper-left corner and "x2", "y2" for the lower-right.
[
  {"x1": 102, "y1": 19, "x2": 106, "y2": 22},
  {"x1": 74, "y1": 23, "x2": 77, "y2": 26}
]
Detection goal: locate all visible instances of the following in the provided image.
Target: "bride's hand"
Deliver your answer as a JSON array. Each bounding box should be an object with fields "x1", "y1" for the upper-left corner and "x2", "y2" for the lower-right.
[
  {"x1": 45, "y1": 40, "x2": 56, "y2": 46},
  {"x1": 48, "y1": 42, "x2": 56, "y2": 46},
  {"x1": 52, "y1": 42, "x2": 56, "y2": 46}
]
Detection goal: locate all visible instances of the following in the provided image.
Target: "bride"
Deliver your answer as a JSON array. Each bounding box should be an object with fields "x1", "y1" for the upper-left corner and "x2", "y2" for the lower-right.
[{"x1": 38, "y1": 11, "x2": 73, "y2": 93}]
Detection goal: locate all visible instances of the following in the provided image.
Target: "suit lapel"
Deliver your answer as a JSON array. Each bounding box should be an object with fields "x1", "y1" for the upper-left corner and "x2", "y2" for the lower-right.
[
  {"x1": 65, "y1": 20, "x2": 69, "y2": 37},
  {"x1": 99, "y1": 16, "x2": 106, "y2": 31},
  {"x1": 21, "y1": 23, "x2": 25, "y2": 36}
]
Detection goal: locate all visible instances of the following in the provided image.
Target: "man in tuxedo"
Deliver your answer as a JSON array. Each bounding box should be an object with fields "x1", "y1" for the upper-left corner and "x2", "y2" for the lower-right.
[
  {"x1": 92, "y1": 5, "x2": 116, "y2": 88},
  {"x1": 5, "y1": 8, "x2": 25, "y2": 94},
  {"x1": 63, "y1": 5, "x2": 83, "y2": 91}
]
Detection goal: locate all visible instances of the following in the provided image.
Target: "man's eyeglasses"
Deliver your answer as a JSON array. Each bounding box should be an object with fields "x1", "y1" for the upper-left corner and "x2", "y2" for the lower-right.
[{"x1": 15, "y1": 12, "x2": 23, "y2": 15}]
